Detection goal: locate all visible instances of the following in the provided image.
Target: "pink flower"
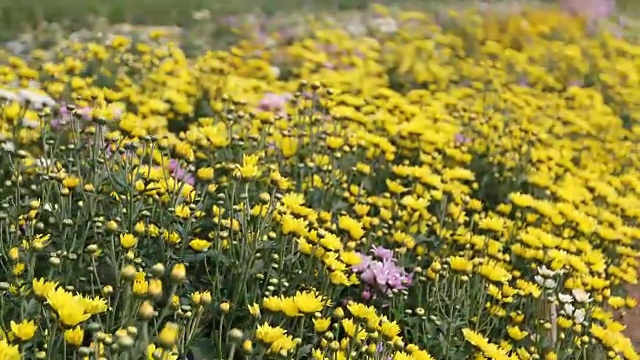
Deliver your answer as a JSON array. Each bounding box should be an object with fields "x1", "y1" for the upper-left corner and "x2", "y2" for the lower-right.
[
  {"x1": 52, "y1": 105, "x2": 97, "y2": 129},
  {"x1": 352, "y1": 254, "x2": 373, "y2": 273},
  {"x1": 168, "y1": 159, "x2": 195, "y2": 185},
  {"x1": 361, "y1": 288, "x2": 372, "y2": 301},
  {"x1": 258, "y1": 92, "x2": 292, "y2": 116},
  {"x1": 352, "y1": 249, "x2": 413, "y2": 295},
  {"x1": 371, "y1": 245, "x2": 394, "y2": 261},
  {"x1": 560, "y1": 0, "x2": 615, "y2": 22},
  {"x1": 454, "y1": 133, "x2": 472, "y2": 146}
]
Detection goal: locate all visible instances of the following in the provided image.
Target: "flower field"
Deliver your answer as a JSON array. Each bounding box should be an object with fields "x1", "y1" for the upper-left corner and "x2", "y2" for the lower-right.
[{"x1": 0, "y1": 3, "x2": 639, "y2": 360}]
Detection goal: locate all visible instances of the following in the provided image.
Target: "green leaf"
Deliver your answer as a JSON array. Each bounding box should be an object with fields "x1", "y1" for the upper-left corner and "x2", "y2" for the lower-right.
[
  {"x1": 296, "y1": 344, "x2": 313, "y2": 359},
  {"x1": 248, "y1": 259, "x2": 265, "y2": 276},
  {"x1": 179, "y1": 252, "x2": 208, "y2": 263},
  {"x1": 24, "y1": 299, "x2": 40, "y2": 317},
  {"x1": 189, "y1": 338, "x2": 217, "y2": 360},
  {"x1": 208, "y1": 249, "x2": 232, "y2": 266},
  {"x1": 331, "y1": 200, "x2": 349, "y2": 212}
]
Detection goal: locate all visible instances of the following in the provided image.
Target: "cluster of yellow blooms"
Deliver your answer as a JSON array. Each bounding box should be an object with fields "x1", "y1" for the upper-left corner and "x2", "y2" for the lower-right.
[{"x1": 0, "y1": 3, "x2": 637, "y2": 360}]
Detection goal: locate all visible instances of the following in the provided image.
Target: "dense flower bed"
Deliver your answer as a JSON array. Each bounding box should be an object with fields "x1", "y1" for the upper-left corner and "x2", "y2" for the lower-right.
[{"x1": 0, "y1": 4, "x2": 637, "y2": 360}]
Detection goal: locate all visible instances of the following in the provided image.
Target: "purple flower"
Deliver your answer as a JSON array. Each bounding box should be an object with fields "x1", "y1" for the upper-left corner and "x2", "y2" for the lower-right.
[
  {"x1": 567, "y1": 79, "x2": 585, "y2": 88},
  {"x1": 352, "y1": 249, "x2": 413, "y2": 295},
  {"x1": 221, "y1": 16, "x2": 239, "y2": 28},
  {"x1": 52, "y1": 105, "x2": 94, "y2": 129},
  {"x1": 352, "y1": 254, "x2": 373, "y2": 273},
  {"x1": 560, "y1": 0, "x2": 615, "y2": 22},
  {"x1": 371, "y1": 245, "x2": 394, "y2": 261},
  {"x1": 361, "y1": 288, "x2": 372, "y2": 301},
  {"x1": 258, "y1": 92, "x2": 292, "y2": 115},
  {"x1": 322, "y1": 62, "x2": 336, "y2": 70},
  {"x1": 168, "y1": 159, "x2": 195, "y2": 185},
  {"x1": 517, "y1": 76, "x2": 530, "y2": 88},
  {"x1": 454, "y1": 133, "x2": 472, "y2": 146}
]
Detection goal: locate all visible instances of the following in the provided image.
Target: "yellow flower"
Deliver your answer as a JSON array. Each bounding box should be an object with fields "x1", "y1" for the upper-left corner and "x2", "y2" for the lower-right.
[
  {"x1": 280, "y1": 296, "x2": 301, "y2": 317},
  {"x1": 162, "y1": 230, "x2": 181, "y2": 245},
  {"x1": 319, "y1": 233, "x2": 343, "y2": 251},
  {"x1": 31, "y1": 234, "x2": 51, "y2": 251},
  {"x1": 80, "y1": 295, "x2": 108, "y2": 315},
  {"x1": 234, "y1": 153, "x2": 260, "y2": 180},
  {"x1": 607, "y1": 296, "x2": 626, "y2": 309},
  {"x1": 196, "y1": 167, "x2": 214, "y2": 180},
  {"x1": 411, "y1": 349, "x2": 436, "y2": 360},
  {"x1": 174, "y1": 204, "x2": 191, "y2": 219},
  {"x1": 268, "y1": 334, "x2": 297, "y2": 355},
  {"x1": 133, "y1": 221, "x2": 146, "y2": 234},
  {"x1": 507, "y1": 325, "x2": 528, "y2": 341},
  {"x1": 188, "y1": 239, "x2": 211, "y2": 252},
  {"x1": 64, "y1": 326, "x2": 84, "y2": 346},
  {"x1": 62, "y1": 175, "x2": 81, "y2": 189},
  {"x1": 262, "y1": 296, "x2": 282, "y2": 313},
  {"x1": 8, "y1": 247, "x2": 19, "y2": 261},
  {"x1": 32, "y1": 278, "x2": 58, "y2": 298},
  {"x1": 10, "y1": 320, "x2": 36, "y2": 341},
  {"x1": 293, "y1": 290, "x2": 327, "y2": 314},
  {"x1": 12, "y1": 263, "x2": 25, "y2": 276},
  {"x1": 341, "y1": 318, "x2": 366, "y2": 341},
  {"x1": 279, "y1": 136, "x2": 298, "y2": 158},
  {"x1": 478, "y1": 262, "x2": 512, "y2": 283},
  {"x1": 449, "y1": 256, "x2": 473, "y2": 273},
  {"x1": 133, "y1": 277, "x2": 149, "y2": 296},
  {"x1": 57, "y1": 306, "x2": 92, "y2": 327},
  {"x1": 255, "y1": 323, "x2": 286, "y2": 344},
  {"x1": 392, "y1": 352, "x2": 412, "y2": 360},
  {"x1": 119, "y1": 233, "x2": 138, "y2": 249},
  {"x1": 380, "y1": 321, "x2": 401, "y2": 340},
  {"x1": 46, "y1": 288, "x2": 91, "y2": 326},
  {"x1": 313, "y1": 317, "x2": 331, "y2": 333},
  {"x1": 248, "y1": 303, "x2": 261, "y2": 318},
  {"x1": 147, "y1": 343, "x2": 178, "y2": 360},
  {"x1": 0, "y1": 339, "x2": 20, "y2": 360},
  {"x1": 340, "y1": 251, "x2": 362, "y2": 266},
  {"x1": 337, "y1": 216, "x2": 365, "y2": 240}
]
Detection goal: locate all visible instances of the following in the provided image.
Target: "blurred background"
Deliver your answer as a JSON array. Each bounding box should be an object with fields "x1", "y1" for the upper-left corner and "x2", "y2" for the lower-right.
[{"x1": 0, "y1": 0, "x2": 638, "y2": 42}]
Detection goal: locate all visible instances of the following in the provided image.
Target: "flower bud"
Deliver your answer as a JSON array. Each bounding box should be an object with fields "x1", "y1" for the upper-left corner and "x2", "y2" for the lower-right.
[
  {"x1": 228, "y1": 328, "x2": 244, "y2": 343},
  {"x1": 220, "y1": 301, "x2": 230, "y2": 313},
  {"x1": 121, "y1": 265, "x2": 137, "y2": 281},
  {"x1": 138, "y1": 301, "x2": 156, "y2": 320},
  {"x1": 201, "y1": 291, "x2": 212, "y2": 305},
  {"x1": 333, "y1": 307, "x2": 344, "y2": 320},
  {"x1": 86, "y1": 244, "x2": 99, "y2": 254},
  {"x1": 158, "y1": 322, "x2": 180, "y2": 348},
  {"x1": 242, "y1": 340, "x2": 253, "y2": 353},
  {"x1": 126, "y1": 326, "x2": 138, "y2": 337},
  {"x1": 117, "y1": 335, "x2": 134, "y2": 349},
  {"x1": 150, "y1": 263, "x2": 165, "y2": 277},
  {"x1": 170, "y1": 264, "x2": 186, "y2": 284},
  {"x1": 77, "y1": 347, "x2": 92, "y2": 356},
  {"x1": 86, "y1": 322, "x2": 102, "y2": 332}
]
